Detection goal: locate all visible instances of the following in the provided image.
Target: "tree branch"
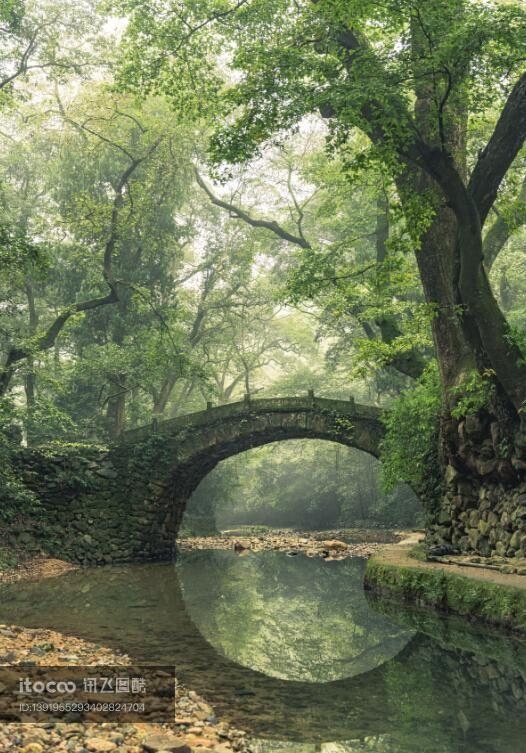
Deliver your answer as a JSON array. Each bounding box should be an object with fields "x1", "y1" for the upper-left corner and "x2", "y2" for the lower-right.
[
  {"x1": 194, "y1": 169, "x2": 312, "y2": 249},
  {"x1": 483, "y1": 174, "x2": 526, "y2": 269},
  {"x1": 468, "y1": 72, "x2": 526, "y2": 227},
  {"x1": 0, "y1": 140, "x2": 161, "y2": 394}
]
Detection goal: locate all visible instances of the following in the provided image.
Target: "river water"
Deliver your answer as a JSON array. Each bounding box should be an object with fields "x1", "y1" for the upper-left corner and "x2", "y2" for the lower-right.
[{"x1": 0, "y1": 550, "x2": 526, "y2": 752}]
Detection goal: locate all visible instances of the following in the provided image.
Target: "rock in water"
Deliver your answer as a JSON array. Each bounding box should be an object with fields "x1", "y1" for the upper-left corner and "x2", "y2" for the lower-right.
[{"x1": 233, "y1": 540, "x2": 250, "y2": 552}]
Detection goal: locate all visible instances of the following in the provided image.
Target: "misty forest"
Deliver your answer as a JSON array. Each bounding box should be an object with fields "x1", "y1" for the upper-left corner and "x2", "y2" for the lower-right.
[
  {"x1": 3, "y1": 2, "x2": 526, "y2": 752},
  {"x1": 2, "y1": 0, "x2": 526, "y2": 540}
]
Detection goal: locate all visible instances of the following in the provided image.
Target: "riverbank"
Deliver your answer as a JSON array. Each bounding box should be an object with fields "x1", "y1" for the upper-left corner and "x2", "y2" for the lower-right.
[
  {"x1": 0, "y1": 556, "x2": 77, "y2": 584},
  {"x1": 365, "y1": 536, "x2": 526, "y2": 634},
  {"x1": 0, "y1": 622, "x2": 250, "y2": 753},
  {"x1": 178, "y1": 528, "x2": 404, "y2": 560}
]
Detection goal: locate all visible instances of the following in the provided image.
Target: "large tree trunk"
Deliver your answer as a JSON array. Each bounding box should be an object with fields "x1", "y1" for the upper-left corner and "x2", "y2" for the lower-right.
[{"x1": 397, "y1": 2, "x2": 526, "y2": 555}]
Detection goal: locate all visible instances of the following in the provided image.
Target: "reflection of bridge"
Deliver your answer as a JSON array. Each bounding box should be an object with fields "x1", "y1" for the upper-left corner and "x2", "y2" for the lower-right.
[
  {"x1": 0, "y1": 557, "x2": 524, "y2": 743},
  {"x1": 0, "y1": 560, "x2": 418, "y2": 740}
]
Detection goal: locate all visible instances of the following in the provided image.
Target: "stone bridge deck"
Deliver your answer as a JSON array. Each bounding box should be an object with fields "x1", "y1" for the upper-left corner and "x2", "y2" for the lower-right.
[{"x1": 120, "y1": 395, "x2": 382, "y2": 443}]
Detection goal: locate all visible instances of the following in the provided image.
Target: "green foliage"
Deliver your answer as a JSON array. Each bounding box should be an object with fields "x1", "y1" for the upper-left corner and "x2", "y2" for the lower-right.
[
  {"x1": 365, "y1": 557, "x2": 526, "y2": 633},
  {"x1": 407, "y1": 543, "x2": 427, "y2": 562},
  {"x1": 0, "y1": 398, "x2": 39, "y2": 522},
  {"x1": 0, "y1": 223, "x2": 44, "y2": 282},
  {"x1": 380, "y1": 363, "x2": 441, "y2": 494},
  {"x1": 108, "y1": 0, "x2": 223, "y2": 118},
  {"x1": 449, "y1": 368, "x2": 497, "y2": 419},
  {"x1": 186, "y1": 438, "x2": 422, "y2": 531}
]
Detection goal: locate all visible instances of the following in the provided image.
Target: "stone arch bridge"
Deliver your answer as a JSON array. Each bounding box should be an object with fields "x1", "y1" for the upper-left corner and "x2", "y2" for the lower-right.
[{"x1": 19, "y1": 395, "x2": 384, "y2": 564}]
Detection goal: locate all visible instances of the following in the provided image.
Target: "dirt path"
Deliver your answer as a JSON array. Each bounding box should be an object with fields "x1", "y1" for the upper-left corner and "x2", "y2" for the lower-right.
[{"x1": 379, "y1": 533, "x2": 526, "y2": 591}]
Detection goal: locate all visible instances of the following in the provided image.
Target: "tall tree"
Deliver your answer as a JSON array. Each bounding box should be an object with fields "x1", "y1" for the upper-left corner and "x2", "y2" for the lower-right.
[{"x1": 113, "y1": 0, "x2": 526, "y2": 504}]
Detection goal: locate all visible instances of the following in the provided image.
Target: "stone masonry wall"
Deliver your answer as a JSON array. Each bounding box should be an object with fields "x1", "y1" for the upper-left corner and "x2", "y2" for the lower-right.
[
  {"x1": 428, "y1": 412, "x2": 526, "y2": 557},
  {"x1": 10, "y1": 440, "x2": 182, "y2": 565},
  {"x1": 429, "y1": 471, "x2": 526, "y2": 557}
]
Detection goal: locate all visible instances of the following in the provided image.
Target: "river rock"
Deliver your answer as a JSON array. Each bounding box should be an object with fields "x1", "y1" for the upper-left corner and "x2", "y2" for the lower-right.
[
  {"x1": 233, "y1": 540, "x2": 250, "y2": 552},
  {"x1": 20, "y1": 745, "x2": 44, "y2": 753},
  {"x1": 141, "y1": 735, "x2": 192, "y2": 753},
  {"x1": 322, "y1": 539, "x2": 348, "y2": 551},
  {"x1": 86, "y1": 739, "x2": 117, "y2": 752}
]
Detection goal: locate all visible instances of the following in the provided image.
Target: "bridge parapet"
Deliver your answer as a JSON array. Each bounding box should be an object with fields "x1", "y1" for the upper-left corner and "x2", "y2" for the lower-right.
[{"x1": 120, "y1": 395, "x2": 382, "y2": 444}]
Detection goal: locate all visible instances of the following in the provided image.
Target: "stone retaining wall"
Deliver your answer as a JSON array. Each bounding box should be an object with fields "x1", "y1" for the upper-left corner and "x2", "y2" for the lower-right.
[
  {"x1": 430, "y1": 470, "x2": 526, "y2": 557},
  {"x1": 426, "y1": 410, "x2": 526, "y2": 557},
  {"x1": 9, "y1": 442, "x2": 179, "y2": 565}
]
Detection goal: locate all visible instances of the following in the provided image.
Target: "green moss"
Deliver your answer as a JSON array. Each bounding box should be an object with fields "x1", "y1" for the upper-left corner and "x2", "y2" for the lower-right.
[
  {"x1": 365, "y1": 557, "x2": 526, "y2": 633},
  {"x1": 0, "y1": 546, "x2": 19, "y2": 571},
  {"x1": 408, "y1": 543, "x2": 427, "y2": 562},
  {"x1": 36, "y1": 441, "x2": 108, "y2": 458}
]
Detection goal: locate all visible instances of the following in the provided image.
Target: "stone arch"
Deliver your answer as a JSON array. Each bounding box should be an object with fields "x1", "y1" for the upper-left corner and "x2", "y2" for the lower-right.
[
  {"x1": 118, "y1": 396, "x2": 386, "y2": 558},
  {"x1": 20, "y1": 396, "x2": 386, "y2": 564}
]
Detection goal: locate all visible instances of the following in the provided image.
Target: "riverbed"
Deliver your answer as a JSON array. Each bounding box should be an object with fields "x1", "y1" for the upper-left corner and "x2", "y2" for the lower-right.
[{"x1": 1, "y1": 549, "x2": 526, "y2": 752}]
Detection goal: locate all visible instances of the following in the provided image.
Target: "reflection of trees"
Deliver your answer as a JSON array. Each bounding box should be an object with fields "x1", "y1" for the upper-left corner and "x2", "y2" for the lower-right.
[
  {"x1": 1, "y1": 557, "x2": 526, "y2": 748},
  {"x1": 177, "y1": 552, "x2": 414, "y2": 682}
]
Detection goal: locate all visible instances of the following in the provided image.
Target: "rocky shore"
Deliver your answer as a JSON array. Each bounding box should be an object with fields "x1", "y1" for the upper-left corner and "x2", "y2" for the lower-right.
[
  {"x1": 0, "y1": 623, "x2": 251, "y2": 753},
  {"x1": 178, "y1": 529, "x2": 404, "y2": 560}
]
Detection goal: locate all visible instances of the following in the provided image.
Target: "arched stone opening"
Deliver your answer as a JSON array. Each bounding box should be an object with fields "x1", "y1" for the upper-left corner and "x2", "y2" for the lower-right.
[{"x1": 180, "y1": 438, "x2": 420, "y2": 537}]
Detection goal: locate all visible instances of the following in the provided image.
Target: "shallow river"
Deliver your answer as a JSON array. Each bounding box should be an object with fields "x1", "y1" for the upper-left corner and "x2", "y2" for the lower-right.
[{"x1": 1, "y1": 551, "x2": 526, "y2": 752}]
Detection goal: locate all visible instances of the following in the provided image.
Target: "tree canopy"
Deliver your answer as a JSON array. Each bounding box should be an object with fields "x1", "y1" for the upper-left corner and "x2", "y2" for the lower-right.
[{"x1": 2, "y1": 0, "x2": 526, "y2": 529}]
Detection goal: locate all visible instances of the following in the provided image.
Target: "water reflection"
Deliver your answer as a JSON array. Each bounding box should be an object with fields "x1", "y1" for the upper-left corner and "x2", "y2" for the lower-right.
[
  {"x1": 0, "y1": 552, "x2": 525, "y2": 751},
  {"x1": 177, "y1": 551, "x2": 415, "y2": 682}
]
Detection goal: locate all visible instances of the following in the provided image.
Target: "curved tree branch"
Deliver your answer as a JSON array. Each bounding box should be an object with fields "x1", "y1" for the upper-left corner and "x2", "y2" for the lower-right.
[
  {"x1": 194, "y1": 168, "x2": 312, "y2": 249},
  {"x1": 468, "y1": 72, "x2": 526, "y2": 227}
]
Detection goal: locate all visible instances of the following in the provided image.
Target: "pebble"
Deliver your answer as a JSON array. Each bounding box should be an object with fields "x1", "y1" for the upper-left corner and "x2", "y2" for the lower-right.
[
  {"x1": 0, "y1": 619, "x2": 254, "y2": 753},
  {"x1": 86, "y1": 739, "x2": 117, "y2": 752}
]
